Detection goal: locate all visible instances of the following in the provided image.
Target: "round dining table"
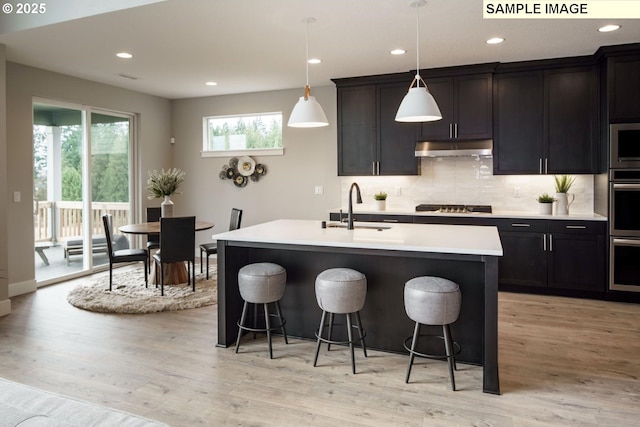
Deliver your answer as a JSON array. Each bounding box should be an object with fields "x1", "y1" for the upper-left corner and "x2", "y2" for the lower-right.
[{"x1": 119, "y1": 220, "x2": 215, "y2": 285}]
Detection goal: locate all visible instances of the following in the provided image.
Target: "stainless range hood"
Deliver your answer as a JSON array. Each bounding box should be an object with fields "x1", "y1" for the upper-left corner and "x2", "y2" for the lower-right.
[{"x1": 415, "y1": 140, "x2": 493, "y2": 157}]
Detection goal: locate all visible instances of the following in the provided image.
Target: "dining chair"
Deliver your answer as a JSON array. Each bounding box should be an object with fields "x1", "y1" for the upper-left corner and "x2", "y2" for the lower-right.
[
  {"x1": 153, "y1": 216, "x2": 196, "y2": 296},
  {"x1": 199, "y1": 208, "x2": 242, "y2": 279},
  {"x1": 102, "y1": 214, "x2": 148, "y2": 291},
  {"x1": 146, "y1": 207, "x2": 161, "y2": 273}
]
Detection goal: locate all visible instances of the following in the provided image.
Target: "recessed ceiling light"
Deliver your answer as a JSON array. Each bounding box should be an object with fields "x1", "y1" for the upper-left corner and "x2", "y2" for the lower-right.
[
  {"x1": 486, "y1": 37, "x2": 505, "y2": 45},
  {"x1": 205, "y1": 81, "x2": 218, "y2": 86},
  {"x1": 116, "y1": 52, "x2": 133, "y2": 59},
  {"x1": 307, "y1": 58, "x2": 322, "y2": 64},
  {"x1": 599, "y1": 24, "x2": 621, "y2": 32},
  {"x1": 390, "y1": 49, "x2": 407, "y2": 55}
]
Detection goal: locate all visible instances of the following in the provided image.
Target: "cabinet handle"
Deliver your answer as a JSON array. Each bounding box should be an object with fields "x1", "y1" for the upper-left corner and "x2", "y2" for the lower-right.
[
  {"x1": 539, "y1": 158, "x2": 543, "y2": 174},
  {"x1": 454, "y1": 123, "x2": 458, "y2": 139},
  {"x1": 543, "y1": 233, "x2": 546, "y2": 251},
  {"x1": 372, "y1": 162, "x2": 376, "y2": 175},
  {"x1": 382, "y1": 219, "x2": 398, "y2": 223},
  {"x1": 545, "y1": 158, "x2": 548, "y2": 174},
  {"x1": 377, "y1": 161, "x2": 380, "y2": 175},
  {"x1": 565, "y1": 225, "x2": 586, "y2": 229},
  {"x1": 449, "y1": 123, "x2": 453, "y2": 139},
  {"x1": 511, "y1": 223, "x2": 531, "y2": 227},
  {"x1": 549, "y1": 234, "x2": 553, "y2": 251}
]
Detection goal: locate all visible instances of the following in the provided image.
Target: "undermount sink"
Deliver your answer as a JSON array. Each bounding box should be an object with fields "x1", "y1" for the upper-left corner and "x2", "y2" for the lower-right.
[{"x1": 326, "y1": 222, "x2": 392, "y2": 230}]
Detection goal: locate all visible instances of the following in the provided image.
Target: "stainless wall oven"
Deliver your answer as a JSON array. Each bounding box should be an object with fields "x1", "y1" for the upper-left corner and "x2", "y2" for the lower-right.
[
  {"x1": 609, "y1": 160, "x2": 640, "y2": 291},
  {"x1": 611, "y1": 123, "x2": 640, "y2": 169}
]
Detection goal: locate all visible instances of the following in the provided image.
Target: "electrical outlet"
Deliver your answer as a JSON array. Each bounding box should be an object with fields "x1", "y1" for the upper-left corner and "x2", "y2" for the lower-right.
[
  {"x1": 513, "y1": 187, "x2": 521, "y2": 198},
  {"x1": 314, "y1": 186, "x2": 324, "y2": 195}
]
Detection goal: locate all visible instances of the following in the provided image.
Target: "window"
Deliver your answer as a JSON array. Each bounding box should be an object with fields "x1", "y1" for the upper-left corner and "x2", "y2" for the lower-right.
[{"x1": 202, "y1": 112, "x2": 283, "y2": 157}]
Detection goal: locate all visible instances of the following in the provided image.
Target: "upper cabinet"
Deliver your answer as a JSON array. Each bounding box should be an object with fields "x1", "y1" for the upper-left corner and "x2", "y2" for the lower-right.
[
  {"x1": 493, "y1": 62, "x2": 599, "y2": 175},
  {"x1": 334, "y1": 74, "x2": 420, "y2": 176},
  {"x1": 420, "y1": 73, "x2": 494, "y2": 141},
  {"x1": 607, "y1": 55, "x2": 640, "y2": 122}
]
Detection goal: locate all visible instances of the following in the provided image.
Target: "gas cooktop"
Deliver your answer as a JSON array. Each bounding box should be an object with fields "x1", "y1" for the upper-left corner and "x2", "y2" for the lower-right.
[{"x1": 415, "y1": 204, "x2": 493, "y2": 214}]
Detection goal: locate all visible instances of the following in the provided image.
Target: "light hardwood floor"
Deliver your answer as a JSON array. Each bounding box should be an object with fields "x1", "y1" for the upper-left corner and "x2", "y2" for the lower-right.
[{"x1": 1, "y1": 270, "x2": 640, "y2": 426}]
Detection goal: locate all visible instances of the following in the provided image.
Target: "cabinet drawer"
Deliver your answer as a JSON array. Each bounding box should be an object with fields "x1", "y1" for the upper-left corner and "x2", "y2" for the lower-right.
[
  {"x1": 495, "y1": 218, "x2": 547, "y2": 233},
  {"x1": 547, "y1": 220, "x2": 606, "y2": 235},
  {"x1": 413, "y1": 216, "x2": 496, "y2": 226}
]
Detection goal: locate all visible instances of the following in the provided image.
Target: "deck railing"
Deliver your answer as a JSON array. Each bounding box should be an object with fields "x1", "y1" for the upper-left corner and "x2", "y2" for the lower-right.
[{"x1": 34, "y1": 200, "x2": 130, "y2": 243}]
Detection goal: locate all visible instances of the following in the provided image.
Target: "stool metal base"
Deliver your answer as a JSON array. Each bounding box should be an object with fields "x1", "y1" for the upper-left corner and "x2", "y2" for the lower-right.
[
  {"x1": 235, "y1": 300, "x2": 288, "y2": 359},
  {"x1": 313, "y1": 310, "x2": 367, "y2": 374},
  {"x1": 404, "y1": 323, "x2": 461, "y2": 390}
]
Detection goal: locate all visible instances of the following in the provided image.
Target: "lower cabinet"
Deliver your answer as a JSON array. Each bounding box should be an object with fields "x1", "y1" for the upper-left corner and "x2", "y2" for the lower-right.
[
  {"x1": 336, "y1": 212, "x2": 607, "y2": 297},
  {"x1": 497, "y1": 219, "x2": 606, "y2": 294}
]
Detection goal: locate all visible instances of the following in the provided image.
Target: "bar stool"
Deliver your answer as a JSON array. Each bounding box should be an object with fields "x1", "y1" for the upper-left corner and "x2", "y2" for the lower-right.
[
  {"x1": 313, "y1": 268, "x2": 367, "y2": 374},
  {"x1": 235, "y1": 262, "x2": 288, "y2": 359},
  {"x1": 403, "y1": 276, "x2": 462, "y2": 390}
]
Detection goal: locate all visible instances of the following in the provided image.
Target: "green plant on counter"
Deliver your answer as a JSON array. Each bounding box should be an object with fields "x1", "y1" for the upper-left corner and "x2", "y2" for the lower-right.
[
  {"x1": 537, "y1": 193, "x2": 555, "y2": 203},
  {"x1": 374, "y1": 191, "x2": 388, "y2": 201},
  {"x1": 554, "y1": 175, "x2": 576, "y2": 193}
]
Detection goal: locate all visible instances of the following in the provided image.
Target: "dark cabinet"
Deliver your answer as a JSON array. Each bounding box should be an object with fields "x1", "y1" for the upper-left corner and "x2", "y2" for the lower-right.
[
  {"x1": 420, "y1": 74, "x2": 493, "y2": 141},
  {"x1": 546, "y1": 221, "x2": 606, "y2": 292},
  {"x1": 608, "y1": 55, "x2": 640, "y2": 122},
  {"x1": 497, "y1": 219, "x2": 606, "y2": 293},
  {"x1": 336, "y1": 85, "x2": 376, "y2": 176},
  {"x1": 495, "y1": 220, "x2": 548, "y2": 288},
  {"x1": 335, "y1": 79, "x2": 419, "y2": 176},
  {"x1": 350, "y1": 212, "x2": 607, "y2": 296},
  {"x1": 493, "y1": 71, "x2": 544, "y2": 174},
  {"x1": 493, "y1": 65, "x2": 598, "y2": 174}
]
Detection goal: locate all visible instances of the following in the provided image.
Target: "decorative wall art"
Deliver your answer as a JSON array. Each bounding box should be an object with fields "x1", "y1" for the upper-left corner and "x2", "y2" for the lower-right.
[{"x1": 219, "y1": 156, "x2": 267, "y2": 188}]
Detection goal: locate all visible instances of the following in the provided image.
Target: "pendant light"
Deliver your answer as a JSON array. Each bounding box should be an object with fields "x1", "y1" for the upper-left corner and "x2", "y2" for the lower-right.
[
  {"x1": 288, "y1": 17, "x2": 329, "y2": 128},
  {"x1": 395, "y1": 0, "x2": 442, "y2": 123}
]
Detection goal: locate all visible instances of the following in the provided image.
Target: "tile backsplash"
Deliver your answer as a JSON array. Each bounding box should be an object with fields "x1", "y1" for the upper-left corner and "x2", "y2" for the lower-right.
[{"x1": 340, "y1": 157, "x2": 594, "y2": 213}]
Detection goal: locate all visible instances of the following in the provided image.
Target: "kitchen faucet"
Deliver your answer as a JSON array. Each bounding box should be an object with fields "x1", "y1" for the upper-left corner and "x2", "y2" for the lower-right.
[{"x1": 348, "y1": 182, "x2": 363, "y2": 230}]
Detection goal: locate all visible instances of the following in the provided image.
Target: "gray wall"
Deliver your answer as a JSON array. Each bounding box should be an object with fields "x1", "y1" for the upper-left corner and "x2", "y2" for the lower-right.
[
  {"x1": 0, "y1": 45, "x2": 8, "y2": 314},
  {"x1": 4, "y1": 62, "x2": 172, "y2": 296},
  {"x1": 171, "y1": 86, "x2": 340, "y2": 244}
]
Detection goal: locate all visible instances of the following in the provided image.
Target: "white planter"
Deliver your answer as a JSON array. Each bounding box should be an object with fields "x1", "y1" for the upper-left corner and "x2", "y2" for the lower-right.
[
  {"x1": 161, "y1": 195, "x2": 174, "y2": 217},
  {"x1": 538, "y1": 202, "x2": 553, "y2": 215},
  {"x1": 375, "y1": 200, "x2": 386, "y2": 211},
  {"x1": 554, "y1": 192, "x2": 575, "y2": 215}
]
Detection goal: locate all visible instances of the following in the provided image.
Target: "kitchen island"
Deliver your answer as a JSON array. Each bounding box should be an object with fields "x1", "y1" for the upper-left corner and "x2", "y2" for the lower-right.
[{"x1": 213, "y1": 219, "x2": 503, "y2": 394}]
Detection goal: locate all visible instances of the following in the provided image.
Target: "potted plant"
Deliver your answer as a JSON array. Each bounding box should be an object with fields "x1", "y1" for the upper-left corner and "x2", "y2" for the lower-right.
[
  {"x1": 554, "y1": 175, "x2": 576, "y2": 215},
  {"x1": 537, "y1": 193, "x2": 555, "y2": 215},
  {"x1": 147, "y1": 168, "x2": 186, "y2": 217},
  {"x1": 374, "y1": 191, "x2": 387, "y2": 211}
]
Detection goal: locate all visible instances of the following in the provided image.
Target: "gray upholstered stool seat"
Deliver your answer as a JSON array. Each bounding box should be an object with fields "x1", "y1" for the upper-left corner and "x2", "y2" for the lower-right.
[
  {"x1": 314, "y1": 268, "x2": 367, "y2": 374},
  {"x1": 236, "y1": 262, "x2": 288, "y2": 359},
  {"x1": 404, "y1": 276, "x2": 462, "y2": 390}
]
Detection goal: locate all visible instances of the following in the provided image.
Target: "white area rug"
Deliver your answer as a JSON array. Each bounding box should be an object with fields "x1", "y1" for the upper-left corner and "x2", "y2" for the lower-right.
[
  {"x1": 67, "y1": 266, "x2": 216, "y2": 314},
  {"x1": 0, "y1": 376, "x2": 168, "y2": 426}
]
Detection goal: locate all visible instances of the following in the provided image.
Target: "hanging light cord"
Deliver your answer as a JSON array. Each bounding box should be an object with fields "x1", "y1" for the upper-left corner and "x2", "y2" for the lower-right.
[
  {"x1": 415, "y1": 2, "x2": 421, "y2": 87},
  {"x1": 303, "y1": 18, "x2": 312, "y2": 99}
]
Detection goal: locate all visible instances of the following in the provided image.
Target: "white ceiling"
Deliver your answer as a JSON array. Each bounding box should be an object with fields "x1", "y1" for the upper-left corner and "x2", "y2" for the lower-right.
[{"x1": 1, "y1": 0, "x2": 638, "y2": 100}]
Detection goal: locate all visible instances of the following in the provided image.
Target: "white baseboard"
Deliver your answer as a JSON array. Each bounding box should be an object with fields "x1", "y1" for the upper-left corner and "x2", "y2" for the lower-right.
[
  {"x1": 0, "y1": 299, "x2": 11, "y2": 316},
  {"x1": 9, "y1": 279, "x2": 37, "y2": 297}
]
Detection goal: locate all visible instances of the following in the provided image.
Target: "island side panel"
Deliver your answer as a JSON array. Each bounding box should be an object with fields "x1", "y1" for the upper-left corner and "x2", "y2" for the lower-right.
[
  {"x1": 483, "y1": 255, "x2": 500, "y2": 394},
  {"x1": 215, "y1": 239, "x2": 248, "y2": 348}
]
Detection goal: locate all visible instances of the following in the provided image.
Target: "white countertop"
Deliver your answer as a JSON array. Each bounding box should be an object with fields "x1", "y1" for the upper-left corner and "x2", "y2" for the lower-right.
[
  {"x1": 213, "y1": 219, "x2": 503, "y2": 257},
  {"x1": 329, "y1": 208, "x2": 607, "y2": 222}
]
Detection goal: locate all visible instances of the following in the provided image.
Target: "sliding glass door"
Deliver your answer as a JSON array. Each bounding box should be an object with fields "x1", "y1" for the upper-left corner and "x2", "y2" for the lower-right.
[{"x1": 33, "y1": 100, "x2": 136, "y2": 284}]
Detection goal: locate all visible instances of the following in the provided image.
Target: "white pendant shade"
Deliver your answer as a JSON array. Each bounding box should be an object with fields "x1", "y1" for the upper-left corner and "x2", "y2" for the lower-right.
[
  {"x1": 288, "y1": 17, "x2": 329, "y2": 128},
  {"x1": 395, "y1": 86, "x2": 442, "y2": 122},
  {"x1": 288, "y1": 94, "x2": 329, "y2": 128}
]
